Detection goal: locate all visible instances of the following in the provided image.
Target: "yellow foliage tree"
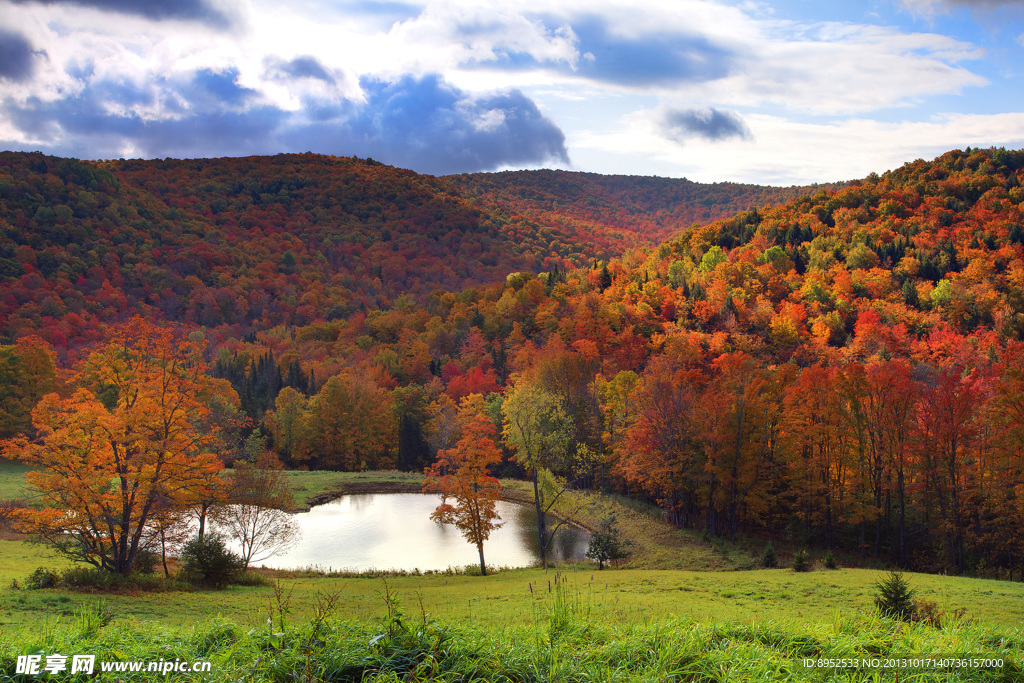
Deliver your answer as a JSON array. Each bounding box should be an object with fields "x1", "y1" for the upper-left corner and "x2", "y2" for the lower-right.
[{"x1": 1, "y1": 319, "x2": 226, "y2": 574}]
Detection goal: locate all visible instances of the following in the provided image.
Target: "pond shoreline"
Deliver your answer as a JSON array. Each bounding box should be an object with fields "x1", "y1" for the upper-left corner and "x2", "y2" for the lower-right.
[
  {"x1": 276, "y1": 490, "x2": 592, "y2": 571},
  {"x1": 303, "y1": 478, "x2": 593, "y2": 533},
  {"x1": 303, "y1": 480, "x2": 424, "y2": 509}
]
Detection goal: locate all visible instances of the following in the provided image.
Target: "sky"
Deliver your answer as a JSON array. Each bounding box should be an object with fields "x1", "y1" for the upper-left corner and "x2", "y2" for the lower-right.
[{"x1": 0, "y1": 0, "x2": 1023, "y2": 185}]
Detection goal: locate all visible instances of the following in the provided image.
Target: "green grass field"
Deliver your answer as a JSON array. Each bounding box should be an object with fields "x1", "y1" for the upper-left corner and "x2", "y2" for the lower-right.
[
  {"x1": 0, "y1": 460, "x2": 32, "y2": 502},
  {"x1": 1, "y1": 554, "x2": 1021, "y2": 681},
  {"x1": 3, "y1": 538, "x2": 1023, "y2": 632},
  {"x1": 3, "y1": 465, "x2": 1023, "y2": 680}
]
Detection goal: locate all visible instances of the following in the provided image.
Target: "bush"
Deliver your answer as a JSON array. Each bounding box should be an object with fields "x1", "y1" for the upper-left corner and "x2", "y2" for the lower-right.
[
  {"x1": 760, "y1": 542, "x2": 778, "y2": 568},
  {"x1": 26, "y1": 567, "x2": 60, "y2": 589},
  {"x1": 233, "y1": 570, "x2": 270, "y2": 587},
  {"x1": 179, "y1": 534, "x2": 245, "y2": 589},
  {"x1": 134, "y1": 549, "x2": 158, "y2": 575},
  {"x1": 823, "y1": 550, "x2": 838, "y2": 569},
  {"x1": 51, "y1": 566, "x2": 180, "y2": 593},
  {"x1": 874, "y1": 571, "x2": 916, "y2": 621},
  {"x1": 911, "y1": 598, "x2": 966, "y2": 629},
  {"x1": 59, "y1": 566, "x2": 115, "y2": 591},
  {"x1": 792, "y1": 549, "x2": 811, "y2": 572}
]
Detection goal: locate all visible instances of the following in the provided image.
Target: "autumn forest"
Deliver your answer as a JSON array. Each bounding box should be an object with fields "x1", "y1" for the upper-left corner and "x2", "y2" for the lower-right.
[{"x1": 3, "y1": 147, "x2": 1024, "y2": 577}]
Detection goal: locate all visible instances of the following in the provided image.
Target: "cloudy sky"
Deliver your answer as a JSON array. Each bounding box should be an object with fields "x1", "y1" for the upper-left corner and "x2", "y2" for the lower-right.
[{"x1": 1, "y1": 0, "x2": 1023, "y2": 184}]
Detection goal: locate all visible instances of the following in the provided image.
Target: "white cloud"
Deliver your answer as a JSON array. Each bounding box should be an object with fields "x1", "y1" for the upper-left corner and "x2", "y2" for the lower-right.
[
  {"x1": 0, "y1": 0, "x2": 1015, "y2": 180},
  {"x1": 573, "y1": 110, "x2": 1024, "y2": 184},
  {"x1": 386, "y1": 2, "x2": 580, "y2": 73},
  {"x1": 375, "y1": 1, "x2": 989, "y2": 114},
  {"x1": 0, "y1": 0, "x2": 992, "y2": 119},
  {"x1": 718, "y1": 23, "x2": 986, "y2": 115}
]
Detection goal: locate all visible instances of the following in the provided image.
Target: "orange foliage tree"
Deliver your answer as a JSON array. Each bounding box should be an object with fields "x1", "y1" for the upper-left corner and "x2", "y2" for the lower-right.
[
  {"x1": 0, "y1": 319, "x2": 225, "y2": 574},
  {"x1": 293, "y1": 372, "x2": 395, "y2": 470},
  {"x1": 615, "y1": 358, "x2": 705, "y2": 528},
  {"x1": 700, "y1": 352, "x2": 786, "y2": 539},
  {"x1": 422, "y1": 413, "x2": 503, "y2": 575}
]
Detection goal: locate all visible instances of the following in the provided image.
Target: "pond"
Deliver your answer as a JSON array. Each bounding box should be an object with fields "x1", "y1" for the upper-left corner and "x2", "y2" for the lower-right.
[{"x1": 251, "y1": 493, "x2": 590, "y2": 571}]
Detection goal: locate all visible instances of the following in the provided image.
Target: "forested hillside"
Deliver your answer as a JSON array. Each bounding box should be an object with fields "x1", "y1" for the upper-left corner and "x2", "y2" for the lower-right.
[
  {"x1": 4, "y1": 146, "x2": 1024, "y2": 574},
  {"x1": 0, "y1": 152, "x2": 819, "y2": 351},
  {"x1": 445, "y1": 170, "x2": 839, "y2": 256}
]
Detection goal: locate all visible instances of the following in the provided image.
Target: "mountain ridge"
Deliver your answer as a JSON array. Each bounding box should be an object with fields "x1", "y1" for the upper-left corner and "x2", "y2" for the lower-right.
[{"x1": 0, "y1": 150, "x2": 828, "y2": 348}]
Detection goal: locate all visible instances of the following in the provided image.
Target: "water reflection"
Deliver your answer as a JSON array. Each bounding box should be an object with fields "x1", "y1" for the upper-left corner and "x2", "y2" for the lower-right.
[{"x1": 255, "y1": 493, "x2": 590, "y2": 571}]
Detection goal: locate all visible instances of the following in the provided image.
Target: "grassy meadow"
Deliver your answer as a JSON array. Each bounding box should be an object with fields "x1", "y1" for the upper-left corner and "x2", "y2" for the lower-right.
[
  {"x1": 2, "y1": 464, "x2": 1023, "y2": 680},
  {"x1": 1, "y1": 558, "x2": 1021, "y2": 681},
  {"x1": 0, "y1": 461, "x2": 32, "y2": 502}
]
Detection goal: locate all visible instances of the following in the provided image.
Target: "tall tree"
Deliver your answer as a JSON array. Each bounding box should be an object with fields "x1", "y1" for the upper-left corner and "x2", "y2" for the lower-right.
[
  {"x1": 422, "y1": 413, "x2": 503, "y2": 575},
  {"x1": 915, "y1": 366, "x2": 988, "y2": 571},
  {"x1": 701, "y1": 353, "x2": 785, "y2": 539},
  {"x1": 616, "y1": 358, "x2": 704, "y2": 528},
  {"x1": 843, "y1": 360, "x2": 918, "y2": 562},
  {"x1": 1, "y1": 319, "x2": 225, "y2": 574},
  {"x1": 294, "y1": 373, "x2": 395, "y2": 470},
  {"x1": 501, "y1": 380, "x2": 573, "y2": 567},
  {"x1": 783, "y1": 365, "x2": 860, "y2": 550},
  {"x1": 215, "y1": 453, "x2": 300, "y2": 568},
  {"x1": 265, "y1": 386, "x2": 307, "y2": 460},
  {"x1": 0, "y1": 336, "x2": 57, "y2": 439}
]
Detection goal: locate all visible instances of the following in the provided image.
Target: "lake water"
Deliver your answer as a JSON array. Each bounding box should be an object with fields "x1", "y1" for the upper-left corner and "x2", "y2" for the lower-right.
[{"x1": 251, "y1": 493, "x2": 591, "y2": 571}]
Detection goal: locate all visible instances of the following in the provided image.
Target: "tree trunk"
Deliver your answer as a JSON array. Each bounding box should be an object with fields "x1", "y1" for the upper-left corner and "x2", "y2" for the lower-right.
[
  {"x1": 160, "y1": 528, "x2": 169, "y2": 578},
  {"x1": 897, "y1": 467, "x2": 906, "y2": 565},
  {"x1": 532, "y1": 469, "x2": 547, "y2": 568}
]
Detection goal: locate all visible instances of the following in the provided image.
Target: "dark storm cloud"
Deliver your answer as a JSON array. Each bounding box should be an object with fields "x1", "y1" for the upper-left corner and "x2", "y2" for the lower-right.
[
  {"x1": 0, "y1": 72, "x2": 568, "y2": 174},
  {"x1": 0, "y1": 28, "x2": 38, "y2": 81},
  {"x1": 181, "y1": 68, "x2": 259, "y2": 109},
  {"x1": 264, "y1": 56, "x2": 336, "y2": 84},
  {"x1": 8, "y1": 0, "x2": 233, "y2": 28},
  {"x1": 662, "y1": 107, "x2": 752, "y2": 143},
  {"x1": 281, "y1": 75, "x2": 569, "y2": 175}
]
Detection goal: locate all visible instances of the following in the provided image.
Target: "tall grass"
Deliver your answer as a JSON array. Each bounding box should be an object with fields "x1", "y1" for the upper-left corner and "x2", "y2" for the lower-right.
[{"x1": 2, "y1": 579, "x2": 1020, "y2": 682}]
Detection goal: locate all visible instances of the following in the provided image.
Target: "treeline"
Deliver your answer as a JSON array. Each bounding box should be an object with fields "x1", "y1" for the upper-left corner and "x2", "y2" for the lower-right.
[
  {"x1": 602, "y1": 350, "x2": 1024, "y2": 575},
  {"x1": 244, "y1": 324, "x2": 1024, "y2": 575}
]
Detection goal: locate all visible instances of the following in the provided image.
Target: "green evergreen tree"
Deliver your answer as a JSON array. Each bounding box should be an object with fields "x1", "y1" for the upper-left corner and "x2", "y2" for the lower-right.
[{"x1": 586, "y1": 514, "x2": 633, "y2": 569}]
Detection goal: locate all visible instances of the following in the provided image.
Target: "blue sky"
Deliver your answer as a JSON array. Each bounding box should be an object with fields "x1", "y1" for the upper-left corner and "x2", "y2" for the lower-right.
[{"x1": 0, "y1": 0, "x2": 1022, "y2": 184}]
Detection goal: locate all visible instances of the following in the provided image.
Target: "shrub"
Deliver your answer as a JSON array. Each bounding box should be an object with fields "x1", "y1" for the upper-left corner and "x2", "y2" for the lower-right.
[
  {"x1": 57, "y1": 566, "x2": 180, "y2": 592},
  {"x1": 26, "y1": 567, "x2": 60, "y2": 589},
  {"x1": 233, "y1": 570, "x2": 270, "y2": 587},
  {"x1": 792, "y1": 549, "x2": 811, "y2": 572},
  {"x1": 823, "y1": 550, "x2": 838, "y2": 569},
  {"x1": 59, "y1": 566, "x2": 115, "y2": 591},
  {"x1": 912, "y1": 598, "x2": 942, "y2": 627},
  {"x1": 179, "y1": 534, "x2": 245, "y2": 589},
  {"x1": 874, "y1": 571, "x2": 916, "y2": 621},
  {"x1": 760, "y1": 542, "x2": 778, "y2": 568},
  {"x1": 134, "y1": 549, "x2": 158, "y2": 575}
]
